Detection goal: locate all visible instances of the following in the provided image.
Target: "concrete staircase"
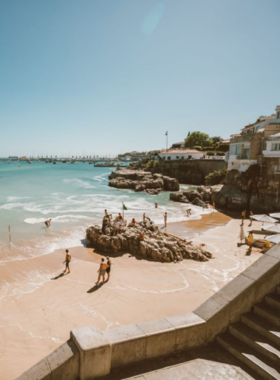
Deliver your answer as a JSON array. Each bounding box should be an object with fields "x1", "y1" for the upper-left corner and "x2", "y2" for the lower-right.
[{"x1": 217, "y1": 284, "x2": 280, "y2": 380}]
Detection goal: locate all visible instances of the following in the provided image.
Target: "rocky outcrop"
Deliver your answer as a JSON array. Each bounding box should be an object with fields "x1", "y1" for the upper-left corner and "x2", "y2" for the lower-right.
[
  {"x1": 196, "y1": 162, "x2": 280, "y2": 212},
  {"x1": 86, "y1": 218, "x2": 212, "y2": 263},
  {"x1": 170, "y1": 190, "x2": 208, "y2": 208},
  {"x1": 108, "y1": 169, "x2": 179, "y2": 193}
]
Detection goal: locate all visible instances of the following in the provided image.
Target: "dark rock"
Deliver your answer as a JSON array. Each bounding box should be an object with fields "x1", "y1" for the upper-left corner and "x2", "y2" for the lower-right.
[
  {"x1": 108, "y1": 169, "x2": 179, "y2": 194},
  {"x1": 170, "y1": 191, "x2": 189, "y2": 203}
]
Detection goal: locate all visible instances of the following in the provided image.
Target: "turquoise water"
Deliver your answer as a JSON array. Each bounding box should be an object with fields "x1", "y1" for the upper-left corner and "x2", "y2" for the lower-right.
[{"x1": 0, "y1": 161, "x2": 208, "y2": 261}]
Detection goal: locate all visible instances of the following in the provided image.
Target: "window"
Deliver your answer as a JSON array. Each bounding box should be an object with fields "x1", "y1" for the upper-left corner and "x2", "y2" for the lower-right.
[
  {"x1": 272, "y1": 143, "x2": 280, "y2": 151},
  {"x1": 242, "y1": 148, "x2": 250, "y2": 159},
  {"x1": 167, "y1": 156, "x2": 171, "y2": 160}
]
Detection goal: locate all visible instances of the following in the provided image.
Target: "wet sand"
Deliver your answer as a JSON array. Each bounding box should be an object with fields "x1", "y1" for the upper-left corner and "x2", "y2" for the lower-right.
[{"x1": 0, "y1": 211, "x2": 263, "y2": 379}]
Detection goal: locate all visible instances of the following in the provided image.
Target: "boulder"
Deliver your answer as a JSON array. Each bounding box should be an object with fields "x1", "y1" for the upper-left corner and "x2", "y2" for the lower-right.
[
  {"x1": 108, "y1": 169, "x2": 179, "y2": 194},
  {"x1": 86, "y1": 219, "x2": 212, "y2": 263},
  {"x1": 170, "y1": 191, "x2": 189, "y2": 203}
]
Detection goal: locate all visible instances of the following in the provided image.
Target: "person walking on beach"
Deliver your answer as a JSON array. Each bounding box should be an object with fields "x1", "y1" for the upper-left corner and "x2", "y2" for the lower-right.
[
  {"x1": 155, "y1": 202, "x2": 158, "y2": 208},
  {"x1": 241, "y1": 210, "x2": 246, "y2": 226},
  {"x1": 164, "y1": 212, "x2": 167, "y2": 227},
  {"x1": 63, "y1": 249, "x2": 71, "y2": 274},
  {"x1": 143, "y1": 213, "x2": 146, "y2": 222},
  {"x1": 45, "y1": 218, "x2": 52, "y2": 227},
  {"x1": 106, "y1": 257, "x2": 111, "y2": 282},
  {"x1": 249, "y1": 211, "x2": 253, "y2": 227},
  {"x1": 96, "y1": 258, "x2": 108, "y2": 285}
]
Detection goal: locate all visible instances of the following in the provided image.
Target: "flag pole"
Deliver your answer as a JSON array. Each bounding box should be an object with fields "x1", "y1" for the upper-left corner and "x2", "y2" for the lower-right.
[{"x1": 166, "y1": 131, "x2": 168, "y2": 151}]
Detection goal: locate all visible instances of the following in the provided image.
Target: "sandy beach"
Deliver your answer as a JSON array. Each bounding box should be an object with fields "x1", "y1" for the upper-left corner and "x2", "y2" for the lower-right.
[{"x1": 0, "y1": 211, "x2": 263, "y2": 379}]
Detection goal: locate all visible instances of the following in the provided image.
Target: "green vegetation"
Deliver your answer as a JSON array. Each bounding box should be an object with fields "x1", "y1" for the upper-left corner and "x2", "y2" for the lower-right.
[
  {"x1": 185, "y1": 131, "x2": 213, "y2": 148},
  {"x1": 146, "y1": 159, "x2": 159, "y2": 169},
  {"x1": 205, "y1": 170, "x2": 227, "y2": 185},
  {"x1": 185, "y1": 132, "x2": 229, "y2": 153}
]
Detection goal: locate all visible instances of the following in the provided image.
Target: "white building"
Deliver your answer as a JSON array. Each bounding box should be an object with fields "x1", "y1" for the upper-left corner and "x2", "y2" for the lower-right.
[
  {"x1": 159, "y1": 149, "x2": 204, "y2": 161},
  {"x1": 228, "y1": 105, "x2": 280, "y2": 172}
]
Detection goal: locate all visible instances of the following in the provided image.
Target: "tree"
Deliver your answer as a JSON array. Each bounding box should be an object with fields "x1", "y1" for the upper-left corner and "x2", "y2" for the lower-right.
[
  {"x1": 211, "y1": 136, "x2": 223, "y2": 144},
  {"x1": 185, "y1": 131, "x2": 213, "y2": 148}
]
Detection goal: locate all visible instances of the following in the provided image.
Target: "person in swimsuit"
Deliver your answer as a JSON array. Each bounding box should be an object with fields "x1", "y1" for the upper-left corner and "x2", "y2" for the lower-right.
[
  {"x1": 106, "y1": 257, "x2": 111, "y2": 282},
  {"x1": 96, "y1": 258, "x2": 108, "y2": 285},
  {"x1": 63, "y1": 249, "x2": 71, "y2": 274},
  {"x1": 164, "y1": 212, "x2": 167, "y2": 227},
  {"x1": 45, "y1": 218, "x2": 52, "y2": 227}
]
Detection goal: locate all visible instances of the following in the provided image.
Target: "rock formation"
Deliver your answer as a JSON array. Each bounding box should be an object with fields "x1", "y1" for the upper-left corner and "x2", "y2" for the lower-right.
[
  {"x1": 170, "y1": 190, "x2": 208, "y2": 208},
  {"x1": 86, "y1": 218, "x2": 212, "y2": 263},
  {"x1": 195, "y1": 164, "x2": 280, "y2": 212},
  {"x1": 108, "y1": 169, "x2": 179, "y2": 194}
]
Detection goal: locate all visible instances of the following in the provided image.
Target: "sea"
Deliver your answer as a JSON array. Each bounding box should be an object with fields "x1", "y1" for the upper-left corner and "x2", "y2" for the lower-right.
[{"x1": 0, "y1": 161, "x2": 211, "y2": 262}]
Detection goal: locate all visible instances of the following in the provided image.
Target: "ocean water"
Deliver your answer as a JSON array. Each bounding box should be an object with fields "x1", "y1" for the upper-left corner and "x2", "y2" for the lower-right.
[{"x1": 0, "y1": 161, "x2": 210, "y2": 262}]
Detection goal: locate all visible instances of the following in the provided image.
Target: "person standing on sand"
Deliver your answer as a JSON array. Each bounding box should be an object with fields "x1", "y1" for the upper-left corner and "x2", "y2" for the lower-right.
[
  {"x1": 247, "y1": 232, "x2": 254, "y2": 254},
  {"x1": 106, "y1": 257, "x2": 111, "y2": 282},
  {"x1": 155, "y1": 202, "x2": 158, "y2": 208},
  {"x1": 249, "y1": 211, "x2": 253, "y2": 227},
  {"x1": 164, "y1": 212, "x2": 167, "y2": 227},
  {"x1": 96, "y1": 258, "x2": 108, "y2": 285},
  {"x1": 63, "y1": 249, "x2": 71, "y2": 274},
  {"x1": 143, "y1": 213, "x2": 146, "y2": 222}
]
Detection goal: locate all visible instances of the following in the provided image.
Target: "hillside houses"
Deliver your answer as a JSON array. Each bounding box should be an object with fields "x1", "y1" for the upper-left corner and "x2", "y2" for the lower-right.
[{"x1": 228, "y1": 105, "x2": 280, "y2": 172}]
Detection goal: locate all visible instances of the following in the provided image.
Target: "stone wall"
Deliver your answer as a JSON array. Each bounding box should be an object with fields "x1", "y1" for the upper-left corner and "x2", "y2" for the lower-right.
[
  {"x1": 17, "y1": 246, "x2": 280, "y2": 380},
  {"x1": 150, "y1": 159, "x2": 227, "y2": 185}
]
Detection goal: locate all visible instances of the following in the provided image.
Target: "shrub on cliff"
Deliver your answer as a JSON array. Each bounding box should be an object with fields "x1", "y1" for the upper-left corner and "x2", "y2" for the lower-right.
[{"x1": 205, "y1": 170, "x2": 226, "y2": 185}]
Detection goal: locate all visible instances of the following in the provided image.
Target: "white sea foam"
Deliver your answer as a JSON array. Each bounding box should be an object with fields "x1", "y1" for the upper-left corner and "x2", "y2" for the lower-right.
[
  {"x1": 63, "y1": 178, "x2": 96, "y2": 189},
  {"x1": 0, "y1": 226, "x2": 84, "y2": 263},
  {"x1": 7, "y1": 196, "x2": 31, "y2": 202},
  {"x1": 24, "y1": 215, "x2": 93, "y2": 224}
]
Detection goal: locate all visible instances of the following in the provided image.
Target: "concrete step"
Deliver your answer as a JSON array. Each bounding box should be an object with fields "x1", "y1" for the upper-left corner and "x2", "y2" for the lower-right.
[
  {"x1": 217, "y1": 332, "x2": 280, "y2": 380},
  {"x1": 265, "y1": 293, "x2": 280, "y2": 312},
  {"x1": 254, "y1": 303, "x2": 280, "y2": 327},
  {"x1": 241, "y1": 312, "x2": 280, "y2": 347},
  {"x1": 229, "y1": 322, "x2": 280, "y2": 366}
]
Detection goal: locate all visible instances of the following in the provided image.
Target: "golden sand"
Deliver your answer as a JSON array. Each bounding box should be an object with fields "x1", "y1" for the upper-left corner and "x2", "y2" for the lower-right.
[{"x1": 0, "y1": 211, "x2": 263, "y2": 379}]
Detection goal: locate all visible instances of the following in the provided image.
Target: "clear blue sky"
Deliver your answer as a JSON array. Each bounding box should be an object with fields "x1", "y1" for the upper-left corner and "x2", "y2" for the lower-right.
[{"x1": 0, "y1": 0, "x2": 279, "y2": 157}]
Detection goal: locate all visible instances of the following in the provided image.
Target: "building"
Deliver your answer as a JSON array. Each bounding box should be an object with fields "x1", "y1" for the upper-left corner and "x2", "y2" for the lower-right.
[
  {"x1": 159, "y1": 149, "x2": 204, "y2": 161},
  {"x1": 228, "y1": 105, "x2": 280, "y2": 172},
  {"x1": 171, "y1": 141, "x2": 185, "y2": 149}
]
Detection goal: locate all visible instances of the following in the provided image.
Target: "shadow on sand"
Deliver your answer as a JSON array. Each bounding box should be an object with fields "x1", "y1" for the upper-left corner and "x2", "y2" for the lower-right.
[
  {"x1": 51, "y1": 272, "x2": 68, "y2": 280},
  {"x1": 87, "y1": 283, "x2": 105, "y2": 293}
]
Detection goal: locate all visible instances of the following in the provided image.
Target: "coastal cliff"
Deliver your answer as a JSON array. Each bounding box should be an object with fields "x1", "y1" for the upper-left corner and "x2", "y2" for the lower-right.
[{"x1": 197, "y1": 164, "x2": 280, "y2": 212}]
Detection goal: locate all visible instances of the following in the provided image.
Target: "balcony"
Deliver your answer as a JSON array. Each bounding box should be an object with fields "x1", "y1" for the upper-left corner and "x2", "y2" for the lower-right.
[{"x1": 230, "y1": 135, "x2": 252, "y2": 144}]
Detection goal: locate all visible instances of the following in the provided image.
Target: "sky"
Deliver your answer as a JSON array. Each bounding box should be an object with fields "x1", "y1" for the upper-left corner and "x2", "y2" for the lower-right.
[{"x1": 0, "y1": 0, "x2": 279, "y2": 157}]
